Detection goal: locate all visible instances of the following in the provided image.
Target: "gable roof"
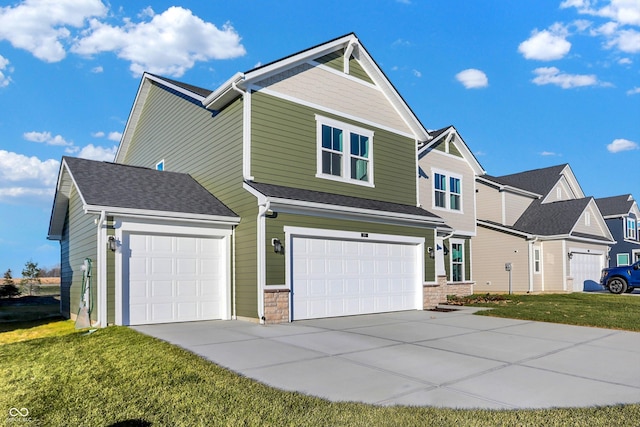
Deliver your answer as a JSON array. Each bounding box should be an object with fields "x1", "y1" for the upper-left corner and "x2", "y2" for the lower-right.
[
  {"x1": 244, "y1": 181, "x2": 446, "y2": 227},
  {"x1": 595, "y1": 194, "x2": 636, "y2": 218},
  {"x1": 48, "y1": 157, "x2": 238, "y2": 239},
  {"x1": 202, "y1": 33, "x2": 431, "y2": 142},
  {"x1": 418, "y1": 125, "x2": 485, "y2": 175},
  {"x1": 488, "y1": 164, "x2": 568, "y2": 196}
]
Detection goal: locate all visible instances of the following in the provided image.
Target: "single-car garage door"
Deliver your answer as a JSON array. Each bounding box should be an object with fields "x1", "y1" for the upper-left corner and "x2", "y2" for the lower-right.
[
  {"x1": 291, "y1": 235, "x2": 421, "y2": 320},
  {"x1": 125, "y1": 233, "x2": 226, "y2": 325},
  {"x1": 570, "y1": 252, "x2": 604, "y2": 292}
]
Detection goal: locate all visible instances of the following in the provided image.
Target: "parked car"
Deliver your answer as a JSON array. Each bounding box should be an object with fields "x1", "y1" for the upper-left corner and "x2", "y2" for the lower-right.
[{"x1": 600, "y1": 261, "x2": 640, "y2": 294}]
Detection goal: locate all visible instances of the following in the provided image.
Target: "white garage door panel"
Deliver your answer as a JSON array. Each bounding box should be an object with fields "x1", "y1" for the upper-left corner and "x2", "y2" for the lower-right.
[
  {"x1": 570, "y1": 253, "x2": 603, "y2": 292},
  {"x1": 292, "y1": 236, "x2": 420, "y2": 320},
  {"x1": 127, "y1": 234, "x2": 225, "y2": 325}
]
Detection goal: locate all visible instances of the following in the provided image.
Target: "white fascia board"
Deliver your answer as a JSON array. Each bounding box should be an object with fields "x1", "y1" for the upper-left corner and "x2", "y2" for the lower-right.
[
  {"x1": 84, "y1": 205, "x2": 240, "y2": 225},
  {"x1": 476, "y1": 176, "x2": 541, "y2": 199},
  {"x1": 48, "y1": 160, "x2": 88, "y2": 239},
  {"x1": 202, "y1": 72, "x2": 245, "y2": 110},
  {"x1": 477, "y1": 220, "x2": 534, "y2": 239},
  {"x1": 540, "y1": 234, "x2": 616, "y2": 245},
  {"x1": 242, "y1": 35, "x2": 356, "y2": 85},
  {"x1": 115, "y1": 75, "x2": 153, "y2": 163},
  {"x1": 267, "y1": 197, "x2": 445, "y2": 227}
]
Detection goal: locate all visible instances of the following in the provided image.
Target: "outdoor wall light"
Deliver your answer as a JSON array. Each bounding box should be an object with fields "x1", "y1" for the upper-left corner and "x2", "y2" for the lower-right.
[
  {"x1": 443, "y1": 245, "x2": 449, "y2": 256},
  {"x1": 568, "y1": 252, "x2": 573, "y2": 260},
  {"x1": 427, "y1": 247, "x2": 435, "y2": 259},
  {"x1": 108, "y1": 236, "x2": 117, "y2": 252},
  {"x1": 271, "y1": 238, "x2": 284, "y2": 254}
]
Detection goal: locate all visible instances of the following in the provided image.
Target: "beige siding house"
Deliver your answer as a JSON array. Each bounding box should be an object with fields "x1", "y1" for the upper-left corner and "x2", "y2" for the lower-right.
[
  {"x1": 417, "y1": 126, "x2": 484, "y2": 289},
  {"x1": 473, "y1": 164, "x2": 614, "y2": 294}
]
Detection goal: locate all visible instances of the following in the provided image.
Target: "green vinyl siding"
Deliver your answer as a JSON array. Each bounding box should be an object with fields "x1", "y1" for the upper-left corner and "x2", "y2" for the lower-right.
[
  {"x1": 348, "y1": 56, "x2": 374, "y2": 84},
  {"x1": 251, "y1": 91, "x2": 417, "y2": 206},
  {"x1": 121, "y1": 83, "x2": 258, "y2": 318},
  {"x1": 60, "y1": 186, "x2": 98, "y2": 321},
  {"x1": 265, "y1": 212, "x2": 436, "y2": 286},
  {"x1": 449, "y1": 142, "x2": 462, "y2": 158},
  {"x1": 432, "y1": 139, "x2": 463, "y2": 158},
  {"x1": 316, "y1": 50, "x2": 374, "y2": 84}
]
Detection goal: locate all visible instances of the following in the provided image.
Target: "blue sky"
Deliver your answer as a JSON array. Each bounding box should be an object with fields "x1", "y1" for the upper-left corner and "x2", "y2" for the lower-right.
[{"x1": 0, "y1": 0, "x2": 638, "y2": 276}]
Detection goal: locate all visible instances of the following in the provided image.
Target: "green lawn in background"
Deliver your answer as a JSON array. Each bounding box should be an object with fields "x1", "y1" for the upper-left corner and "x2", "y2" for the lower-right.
[{"x1": 448, "y1": 292, "x2": 640, "y2": 331}]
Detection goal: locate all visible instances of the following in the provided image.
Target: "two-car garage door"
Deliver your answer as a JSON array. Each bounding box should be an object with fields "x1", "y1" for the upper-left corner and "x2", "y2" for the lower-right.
[
  {"x1": 124, "y1": 233, "x2": 227, "y2": 325},
  {"x1": 291, "y1": 233, "x2": 422, "y2": 320}
]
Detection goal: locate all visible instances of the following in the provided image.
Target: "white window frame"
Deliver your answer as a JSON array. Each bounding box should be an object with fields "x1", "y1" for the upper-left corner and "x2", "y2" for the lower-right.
[
  {"x1": 626, "y1": 217, "x2": 636, "y2": 240},
  {"x1": 617, "y1": 253, "x2": 630, "y2": 266},
  {"x1": 155, "y1": 159, "x2": 165, "y2": 171},
  {"x1": 449, "y1": 238, "x2": 465, "y2": 282},
  {"x1": 431, "y1": 168, "x2": 463, "y2": 213},
  {"x1": 315, "y1": 115, "x2": 374, "y2": 187},
  {"x1": 534, "y1": 248, "x2": 541, "y2": 274}
]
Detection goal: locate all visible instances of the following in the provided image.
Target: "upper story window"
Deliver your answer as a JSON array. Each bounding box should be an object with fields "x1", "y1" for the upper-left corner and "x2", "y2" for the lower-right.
[
  {"x1": 626, "y1": 217, "x2": 637, "y2": 239},
  {"x1": 432, "y1": 169, "x2": 462, "y2": 212},
  {"x1": 316, "y1": 115, "x2": 374, "y2": 187},
  {"x1": 155, "y1": 160, "x2": 165, "y2": 171}
]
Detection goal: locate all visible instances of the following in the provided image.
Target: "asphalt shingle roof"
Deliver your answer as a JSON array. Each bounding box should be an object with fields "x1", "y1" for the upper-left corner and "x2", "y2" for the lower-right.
[
  {"x1": 246, "y1": 181, "x2": 442, "y2": 220},
  {"x1": 513, "y1": 197, "x2": 590, "y2": 236},
  {"x1": 595, "y1": 194, "x2": 634, "y2": 217},
  {"x1": 148, "y1": 73, "x2": 213, "y2": 98},
  {"x1": 485, "y1": 164, "x2": 568, "y2": 195},
  {"x1": 63, "y1": 157, "x2": 237, "y2": 218}
]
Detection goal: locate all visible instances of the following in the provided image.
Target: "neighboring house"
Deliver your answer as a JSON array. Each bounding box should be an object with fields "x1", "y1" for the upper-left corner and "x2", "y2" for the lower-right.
[
  {"x1": 417, "y1": 126, "x2": 485, "y2": 286},
  {"x1": 473, "y1": 164, "x2": 615, "y2": 293},
  {"x1": 48, "y1": 33, "x2": 470, "y2": 327},
  {"x1": 596, "y1": 194, "x2": 640, "y2": 267}
]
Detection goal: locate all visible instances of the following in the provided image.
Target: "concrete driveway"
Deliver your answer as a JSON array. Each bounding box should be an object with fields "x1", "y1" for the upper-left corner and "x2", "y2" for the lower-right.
[{"x1": 133, "y1": 307, "x2": 640, "y2": 409}]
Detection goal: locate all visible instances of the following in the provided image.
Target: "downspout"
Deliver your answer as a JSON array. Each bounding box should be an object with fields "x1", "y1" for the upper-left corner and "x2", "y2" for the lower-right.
[
  {"x1": 527, "y1": 237, "x2": 539, "y2": 293},
  {"x1": 95, "y1": 210, "x2": 107, "y2": 327},
  {"x1": 232, "y1": 227, "x2": 237, "y2": 320},
  {"x1": 256, "y1": 200, "x2": 271, "y2": 324}
]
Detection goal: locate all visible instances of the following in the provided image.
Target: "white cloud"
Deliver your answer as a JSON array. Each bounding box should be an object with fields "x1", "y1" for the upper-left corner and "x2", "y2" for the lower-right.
[
  {"x1": 563, "y1": 0, "x2": 640, "y2": 26},
  {"x1": 77, "y1": 144, "x2": 117, "y2": 161},
  {"x1": 23, "y1": 131, "x2": 73, "y2": 147},
  {"x1": 91, "y1": 131, "x2": 105, "y2": 138},
  {"x1": 412, "y1": 69, "x2": 422, "y2": 78},
  {"x1": 91, "y1": 65, "x2": 103, "y2": 73},
  {"x1": 0, "y1": 0, "x2": 107, "y2": 63},
  {"x1": 72, "y1": 6, "x2": 246, "y2": 77},
  {"x1": 518, "y1": 25, "x2": 572, "y2": 60},
  {"x1": 531, "y1": 67, "x2": 600, "y2": 88},
  {"x1": 541, "y1": 151, "x2": 561, "y2": 156},
  {"x1": 619, "y1": 57, "x2": 633, "y2": 64},
  {"x1": 455, "y1": 69, "x2": 488, "y2": 89},
  {"x1": 107, "y1": 131, "x2": 122, "y2": 141},
  {"x1": 607, "y1": 28, "x2": 640, "y2": 53},
  {"x1": 0, "y1": 150, "x2": 60, "y2": 192},
  {"x1": 627, "y1": 86, "x2": 640, "y2": 95},
  {"x1": 607, "y1": 138, "x2": 639, "y2": 152},
  {"x1": 0, "y1": 54, "x2": 12, "y2": 87}
]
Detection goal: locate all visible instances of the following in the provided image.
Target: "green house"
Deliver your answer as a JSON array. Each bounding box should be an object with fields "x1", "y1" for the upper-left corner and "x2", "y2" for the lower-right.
[{"x1": 48, "y1": 33, "x2": 466, "y2": 326}]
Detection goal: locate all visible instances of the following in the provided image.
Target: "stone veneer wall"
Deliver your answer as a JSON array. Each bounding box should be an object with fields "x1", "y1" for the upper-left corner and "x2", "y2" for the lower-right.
[
  {"x1": 423, "y1": 276, "x2": 474, "y2": 309},
  {"x1": 263, "y1": 289, "x2": 290, "y2": 324}
]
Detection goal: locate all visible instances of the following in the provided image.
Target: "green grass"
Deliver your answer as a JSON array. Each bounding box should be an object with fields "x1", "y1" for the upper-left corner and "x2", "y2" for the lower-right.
[
  {"x1": 1, "y1": 322, "x2": 640, "y2": 427},
  {"x1": 449, "y1": 292, "x2": 640, "y2": 331},
  {"x1": 3, "y1": 294, "x2": 640, "y2": 426}
]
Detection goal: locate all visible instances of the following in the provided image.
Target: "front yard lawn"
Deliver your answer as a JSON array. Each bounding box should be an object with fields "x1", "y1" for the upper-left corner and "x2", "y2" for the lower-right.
[
  {"x1": 448, "y1": 292, "x2": 640, "y2": 331},
  {"x1": 3, "y1": 293, "x2": 640, "y2": 426}
]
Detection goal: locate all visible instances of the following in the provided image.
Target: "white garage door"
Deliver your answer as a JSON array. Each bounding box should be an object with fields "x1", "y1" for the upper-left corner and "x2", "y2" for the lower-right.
[
  {"x1": 125, "y1": 233, "x2": 225, "y2": 325},
  {"x1": 291, "y1": 236, "x2": 421, "y2": 320},
  {"x1": 570, "y1": 252, "x2": 604, "y2": 292}
]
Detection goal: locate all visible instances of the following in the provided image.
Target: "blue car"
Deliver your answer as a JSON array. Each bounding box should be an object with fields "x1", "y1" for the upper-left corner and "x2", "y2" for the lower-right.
[{"x1": 600, "y1": 261, "x2": 640, "y2": 294}]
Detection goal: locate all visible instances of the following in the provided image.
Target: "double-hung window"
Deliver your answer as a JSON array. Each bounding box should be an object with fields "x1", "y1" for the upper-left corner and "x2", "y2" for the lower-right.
[
  {"x1": 626, "y1": 217, "x2": 637, "y2": 240},
  {"x1": 432, "y1": 169, "x2": 462, "y2": 212},
  {"x1": 317, "y1": 115, "x2": 374, "y2": 186}
]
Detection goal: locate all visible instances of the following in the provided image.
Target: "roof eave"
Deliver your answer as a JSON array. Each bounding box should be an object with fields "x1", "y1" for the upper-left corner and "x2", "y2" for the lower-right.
[
  {"x1": 84, "y1": 205, "x2": 240, "y2": 225},
  {"x1": 202, "y1": 72, "x2": 245, "y2": 110}
]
